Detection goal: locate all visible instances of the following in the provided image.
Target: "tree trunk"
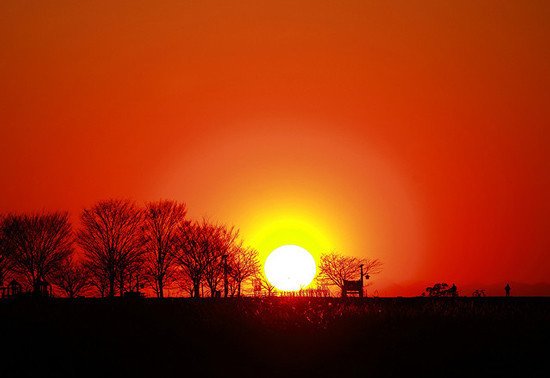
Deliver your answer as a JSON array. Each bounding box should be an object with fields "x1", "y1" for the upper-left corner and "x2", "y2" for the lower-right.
[
  {"x1": 157, "y1": 278, "x2": 164, "y2": 298},
  {"x1": 109, "y1": 275, "x2": 115, "y2": 298},
  {"x1": 237, "y1": 281, "x2": 242, "y2": 297},
  {"x1": 32, "y1": 277, "x2": 39, "y2": 296},
  {"x1": 193, "y1": 281, "x2": 200, "y2": 298}
]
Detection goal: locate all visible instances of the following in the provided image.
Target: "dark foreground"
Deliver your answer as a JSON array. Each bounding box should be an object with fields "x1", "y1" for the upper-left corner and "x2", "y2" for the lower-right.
[{"x1": 0, "y1": 297, "x2": 549, "y2": 377}]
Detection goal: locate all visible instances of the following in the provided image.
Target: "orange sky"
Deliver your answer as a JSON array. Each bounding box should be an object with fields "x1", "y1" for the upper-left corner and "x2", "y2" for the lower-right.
[{"x1": 1, "y1": 1, "x2": 549, "y2": 296}]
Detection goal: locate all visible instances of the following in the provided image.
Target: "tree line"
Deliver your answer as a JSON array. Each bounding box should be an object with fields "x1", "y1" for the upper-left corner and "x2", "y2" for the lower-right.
[{"x1": 0, "y1": 199, "x2": 382, "y2": 298}]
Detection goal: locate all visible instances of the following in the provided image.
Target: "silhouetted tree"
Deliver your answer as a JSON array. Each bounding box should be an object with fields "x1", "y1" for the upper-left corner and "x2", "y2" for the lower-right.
[
  {"x1": 1, "y1": 212, "x2": 73, "y2": 293},
  {"x1": 142, "y1": 200, "x2": 187, "y2": 298},
  {"x1": 52, "y1": 256, "x2": 91, "y2": 298},
  {"x1": 424, "y1": 283, "x2": 447, "y2": 296},
  {"x1": 176, "y1": 220, "x2": 208, "y2": 298},
  {"x1": 0, "y1": 215, "x2": 16, "y2": 287},
  {"x1": 175, "y1": 220, "x2": 233, "y2": 298},
  {"x1": 318, "y1": 252, "x2": 382, "y2": 296},
  {"x1": 78, "y1": 199, "x2": 145, "y2": 298},
  {"x1": 85, "y1": 261, "x2": 110, "y2": 298},
  {"x1": 423, "y1": 282, "x2": 458, "y2": 297},
  {"x1": 227, "y1": 244, "x2": 260, "y2": 297},
  {"x1": 472, "y1": 289, "x2": 486, "y2": 297},
  {"x1": 175, "y1": 267, "x2": 195, "y2": 297},
  {"x1": 203, "y1": 224, "x2": 239, "y2": 297},
  {"x1": 313, "y1": 276, "x2": 333, "y2": 296},
  {"x1": 253, "y1": 273, "x2": 276, "y2": 296}
]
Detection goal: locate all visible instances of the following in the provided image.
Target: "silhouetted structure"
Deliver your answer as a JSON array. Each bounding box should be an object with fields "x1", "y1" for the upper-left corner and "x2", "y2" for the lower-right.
[
  {"x1": 318, "y1": 252, "x2": 382, "y2": 298},
  {"x1": 505, "y1": 283, "x2": 511, "y2": 297},
  {"x1": 1, "y1": 279, "x2": 22, "y2": 298},
  {"x1": 123, "y1": 274, "x2": 144, "y2": 298},
  {"x1": 342, "y1": 264, "x2": 367, "y2": 298}
]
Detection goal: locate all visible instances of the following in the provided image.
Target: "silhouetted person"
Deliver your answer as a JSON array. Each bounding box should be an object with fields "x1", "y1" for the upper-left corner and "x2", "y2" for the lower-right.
[{"x1": 505, "y1": 283, "x2": 511, "y2": 297}]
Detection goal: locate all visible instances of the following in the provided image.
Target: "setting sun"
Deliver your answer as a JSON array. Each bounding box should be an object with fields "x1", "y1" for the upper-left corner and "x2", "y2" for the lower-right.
[{"x1": 264, "y1": 245, "x2": 317, "y2": 291}]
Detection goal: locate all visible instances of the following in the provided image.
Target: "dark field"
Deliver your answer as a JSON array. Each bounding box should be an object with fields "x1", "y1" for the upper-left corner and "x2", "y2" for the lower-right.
[{"x1": 1, "y1": 297, "x2": 549, "y2": 377}]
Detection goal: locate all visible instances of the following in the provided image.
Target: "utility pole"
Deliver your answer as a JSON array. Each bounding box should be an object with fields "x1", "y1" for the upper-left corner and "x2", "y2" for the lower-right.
[{"x1": 360, "y1": 264, "x2": 364, "y2": 298}]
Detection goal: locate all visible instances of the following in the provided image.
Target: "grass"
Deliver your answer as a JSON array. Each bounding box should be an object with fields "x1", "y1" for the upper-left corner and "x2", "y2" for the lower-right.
[{"x1": 0, "y1": 297, "x2": 548, "y2": 377}]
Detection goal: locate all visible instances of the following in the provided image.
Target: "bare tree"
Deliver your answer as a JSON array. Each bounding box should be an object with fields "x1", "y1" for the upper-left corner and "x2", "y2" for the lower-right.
[
  {"x1": 0, "y1": 215, "x2": 16, "y2": 287},
  {"x1": 175, "y1": 219, "x2": 233, "y2": 298},
  {"x1": 318, "y1": 252, "x2": 382, "y2": 296},
  {"x1": 227, "y1": 244, "x2": 260, "y2": 297},
  {"x1": 85, "y1": 260, "x2": 110, "y2": 298},
  {"x1": 253, "y1": 272, "x2": 276, "y2": 297},
  {"x1": 142, "y1": 200, "x2": 187, "y2": 298},
  {"x1": 203, "y1": 224, "x2": 239, "y2": 297},
  {"x1": 174, "y1": 267, "x2": 195, "y2": 297},
  {"x1": 423, "y1": 282, "x2": 458, "y2": 297},
  {"x1": 78, "y1": 199, "x2": 145, "y2": 298},
  {"x1": 175, "y1": 220, "x2": 207, "y2": 298},
  {"x1": 1, "y1": 212, "x2": 73, "y2": 293},
  {"x1": 52, "y1": 255, "x2": 91, "y2": 298}
]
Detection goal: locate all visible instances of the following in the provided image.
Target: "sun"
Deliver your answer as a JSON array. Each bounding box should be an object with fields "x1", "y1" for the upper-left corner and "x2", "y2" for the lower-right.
[{"x1": 264, "y1": 245, "x2": 317, "y2": 291}]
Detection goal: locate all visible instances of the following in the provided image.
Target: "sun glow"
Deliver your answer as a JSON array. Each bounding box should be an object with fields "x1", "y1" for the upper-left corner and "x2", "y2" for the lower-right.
[{"x1": 264, "y1": 245, "x2": 317, "y2": 291}]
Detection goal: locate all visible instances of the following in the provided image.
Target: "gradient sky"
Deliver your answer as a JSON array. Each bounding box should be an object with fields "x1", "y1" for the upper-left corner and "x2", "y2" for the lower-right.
[{"x1": 1, "y1": 1, "x2": 549, "y2": 295}]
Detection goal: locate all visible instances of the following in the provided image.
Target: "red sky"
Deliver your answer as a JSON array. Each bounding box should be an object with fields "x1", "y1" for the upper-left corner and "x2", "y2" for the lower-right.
[{"x1": 1, "y1": 1, "x2": 549, "y2": 296}]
